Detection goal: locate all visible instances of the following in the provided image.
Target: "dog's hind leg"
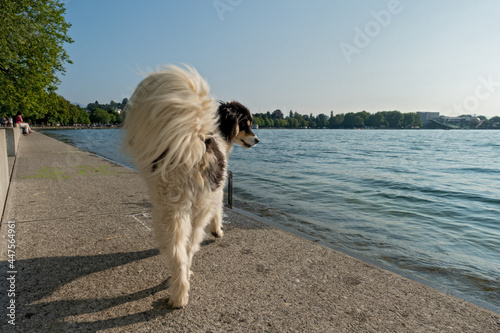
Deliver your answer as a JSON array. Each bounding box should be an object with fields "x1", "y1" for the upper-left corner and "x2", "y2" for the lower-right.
[
  {"x1": 186, "y1": 216, "x2": 209, "y2": 276},
  {"x1": 153, "y1": 209, "x2": 192, "y2": 308},
  {"x1": 209, "y1": 190, "x2": 224, "y2": 238}
]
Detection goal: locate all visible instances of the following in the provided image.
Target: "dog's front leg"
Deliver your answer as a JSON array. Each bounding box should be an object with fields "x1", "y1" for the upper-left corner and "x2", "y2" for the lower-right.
[{"x1": 209, "y1": 191, "x2": 224, "y2": 238}]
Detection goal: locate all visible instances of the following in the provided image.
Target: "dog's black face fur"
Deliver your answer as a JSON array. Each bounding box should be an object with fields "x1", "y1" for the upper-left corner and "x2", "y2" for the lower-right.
[{"x1": 217, "y1": 101, "x2": 259, "y2": 148}]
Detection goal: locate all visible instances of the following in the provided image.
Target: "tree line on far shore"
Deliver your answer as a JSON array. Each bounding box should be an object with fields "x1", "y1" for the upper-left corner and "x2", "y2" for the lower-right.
[
  {"x1": 253, "y1": 110, "x2": 423, "y2": 129},
  {"x1": 10, "y1": 99, "x2": 500, "y2": 130},
  {"x1": 253, "y1": 110, "x2": 500, "y2": 129}
]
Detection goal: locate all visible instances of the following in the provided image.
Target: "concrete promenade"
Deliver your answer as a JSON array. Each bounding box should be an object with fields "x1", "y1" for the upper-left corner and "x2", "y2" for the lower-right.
[{"x1": 0, "y1": 132, "x2": 499, "y2": 332}]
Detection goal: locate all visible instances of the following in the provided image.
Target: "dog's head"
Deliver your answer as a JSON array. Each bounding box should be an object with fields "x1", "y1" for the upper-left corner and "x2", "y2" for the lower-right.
[{"x1": 218, "y1": 101, "x2": 259, "y2": 149}]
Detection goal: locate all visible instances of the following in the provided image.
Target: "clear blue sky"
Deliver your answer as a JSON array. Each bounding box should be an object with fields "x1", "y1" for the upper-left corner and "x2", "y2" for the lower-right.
[{"x1": 58, "y1": 0, "x2": 500, "y2": 118}]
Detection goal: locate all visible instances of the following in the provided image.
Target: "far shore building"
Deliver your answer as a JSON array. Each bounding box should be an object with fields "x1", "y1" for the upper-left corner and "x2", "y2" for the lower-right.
[{"x1": 417, "y1": 112, "x2": 440, "y2": 127}]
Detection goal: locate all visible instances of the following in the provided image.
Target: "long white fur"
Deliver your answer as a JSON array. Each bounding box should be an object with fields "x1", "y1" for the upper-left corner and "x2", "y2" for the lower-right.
[
  {"x1": 124, "y1": 65, "x2": 218, "y2": 179},
  {"x1": 123, "y1": 65, "x2": 226, "y2": 308}
]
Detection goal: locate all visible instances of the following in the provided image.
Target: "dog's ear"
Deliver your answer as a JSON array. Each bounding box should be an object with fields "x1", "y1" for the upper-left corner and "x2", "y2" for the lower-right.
[{"x1": 217, "y1": 102, "x2": 239, "y2": 142}]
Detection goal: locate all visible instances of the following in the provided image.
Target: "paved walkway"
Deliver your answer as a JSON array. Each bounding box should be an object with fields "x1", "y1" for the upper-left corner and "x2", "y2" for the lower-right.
[{"x1": 0, "y1": 132, "x2": 499, "y2": 332}]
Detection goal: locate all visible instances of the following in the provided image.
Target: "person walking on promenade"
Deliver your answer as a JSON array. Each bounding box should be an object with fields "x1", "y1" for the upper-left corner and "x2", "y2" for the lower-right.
[{"x1": 14, "y1": 111, "x2": 34, "y2": 135}]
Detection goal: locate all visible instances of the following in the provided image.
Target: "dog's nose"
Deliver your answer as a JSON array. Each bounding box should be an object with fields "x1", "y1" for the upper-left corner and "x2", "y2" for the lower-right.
[{"x1": 254, "y1": 138, "x2": 260, "y2": 144}]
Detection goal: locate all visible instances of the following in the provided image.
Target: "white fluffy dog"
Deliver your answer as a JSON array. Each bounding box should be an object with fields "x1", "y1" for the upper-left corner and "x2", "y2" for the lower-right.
[{"x1": 123, "y1": 65, "x2": 259, "y2": 308}]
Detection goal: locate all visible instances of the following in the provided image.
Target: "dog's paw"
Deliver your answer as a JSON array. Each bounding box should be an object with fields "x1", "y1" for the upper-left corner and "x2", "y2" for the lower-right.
[
  {"x1": 211, "y1": 229, "x2": 224, "y2": 238},
  {"x1": 168, "y1": 294, "x2": 189, "y2": 309}
]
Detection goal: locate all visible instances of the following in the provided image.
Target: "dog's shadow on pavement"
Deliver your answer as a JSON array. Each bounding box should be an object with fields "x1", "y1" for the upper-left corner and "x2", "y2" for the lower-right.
[{"x1": 0, "y1": 249, "x2": 180, "y2": 332}]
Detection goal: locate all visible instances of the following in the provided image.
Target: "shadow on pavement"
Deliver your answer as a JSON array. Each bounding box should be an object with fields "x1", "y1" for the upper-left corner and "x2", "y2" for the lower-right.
[{"x1": 0, "y1": 249, "x2": 181, "y2": 332}]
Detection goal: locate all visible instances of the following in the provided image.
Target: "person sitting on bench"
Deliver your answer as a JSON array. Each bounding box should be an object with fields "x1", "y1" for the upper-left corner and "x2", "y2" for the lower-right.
[{"x1": 14, "y1": 111, "x2": 34, "y2": 135}]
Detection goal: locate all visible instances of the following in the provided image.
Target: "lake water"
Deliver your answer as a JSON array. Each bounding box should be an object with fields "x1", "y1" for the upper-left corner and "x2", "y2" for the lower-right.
[{"x1": 41, "y1": 128, "x2": 500, "y2": 312}]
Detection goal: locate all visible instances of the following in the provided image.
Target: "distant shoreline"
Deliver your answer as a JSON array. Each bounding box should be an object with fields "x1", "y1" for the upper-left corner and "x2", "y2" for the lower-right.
[
  {"x1": 33, "y1": 125, "x2": 120, "y2": 130},
  {"x1": 34, "y1": 126, "x2": 499, "y2": 131}
]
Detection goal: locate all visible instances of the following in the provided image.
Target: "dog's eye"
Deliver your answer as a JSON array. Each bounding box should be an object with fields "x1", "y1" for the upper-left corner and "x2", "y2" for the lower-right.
[{"x1": 241, "y1": 119, "x2": 250, "y2": 128}]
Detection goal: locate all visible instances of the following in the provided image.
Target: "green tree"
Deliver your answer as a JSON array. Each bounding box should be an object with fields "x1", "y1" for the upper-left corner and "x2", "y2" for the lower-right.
[
  {"x1": 329, "y1": 113, "x2": 344, "y2": 128},
  {"x1": 293, "y1": 112, "x2": 308, "y2": 128},
  {"x1": 77, "y1": 108, "x2": 90, "y2": 125},
  {"x1": 253, "y1": 115, "x2": 264, "y2": 127},
  {"x1": 90, "y1": 108, "x2": 111, "y2": 124},
  {"x1": 487, "y1": 116, "x2": 500, "y2": 129},
  {"x1": 39, "y1": 92, "x2": 89, "y2": 125},
  {"x1": 68, "y1": 104, "x2": 79, "y2": 125},
  {"x1": 116, "y1": 112, "x2": 124, "y2": 124},
  {"x1": 271, "y1": 109, "x2": 284, "y2": 120},
  {"x1": 299, "y1": 118, "x2": 308, "y2": 128},
  {"x1": 42, "y1": 92, "x2": 68, "y2": 124},
  {"x1": 0, "y1": 0, "x2": 73, "y2": 118},
  {"x1": 288, "y1": 118, "x2": 299, "y2": 128},
  {"x1": 353, "y1": 115, "x2": 365, "y2": 128},
  {"x1": 384, "y1": 111, "x2": 403, "y2": 128},
  {"x1": 366, "y1": 112, "x2": 388, "y2": 128},
  {"x1": 264, "y1": 117, "x2": 274, "y2": 127},
  {"x1": 108, "y1": 112, "x2": 117, "y2": 124},
  {"x1": 275, "y1": 118, "x2": 288, "y2": 127},
  {"x1": 356, "y1": 110, "x2": 370, "y2": 122},
  {"x1": 316, "y1": 113, "x2": 328, "y2": 128},
  {"x1": 343, "y1": 112, "x2": 357, "y2": 128},
  {"x1": 402, "y1": 112, "x2": 422, "y2": 128}
]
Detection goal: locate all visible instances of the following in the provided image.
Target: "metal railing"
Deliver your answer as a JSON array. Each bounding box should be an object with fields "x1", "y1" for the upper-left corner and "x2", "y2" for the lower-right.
[{"x1": 227, "y1": 170, "x2": 233, "y2": 209}]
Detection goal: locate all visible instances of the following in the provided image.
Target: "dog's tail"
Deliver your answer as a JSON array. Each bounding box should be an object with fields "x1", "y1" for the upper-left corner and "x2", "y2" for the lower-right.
[{"x1": 123, "y1": 65, "x2": 218, "y2": 179}]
